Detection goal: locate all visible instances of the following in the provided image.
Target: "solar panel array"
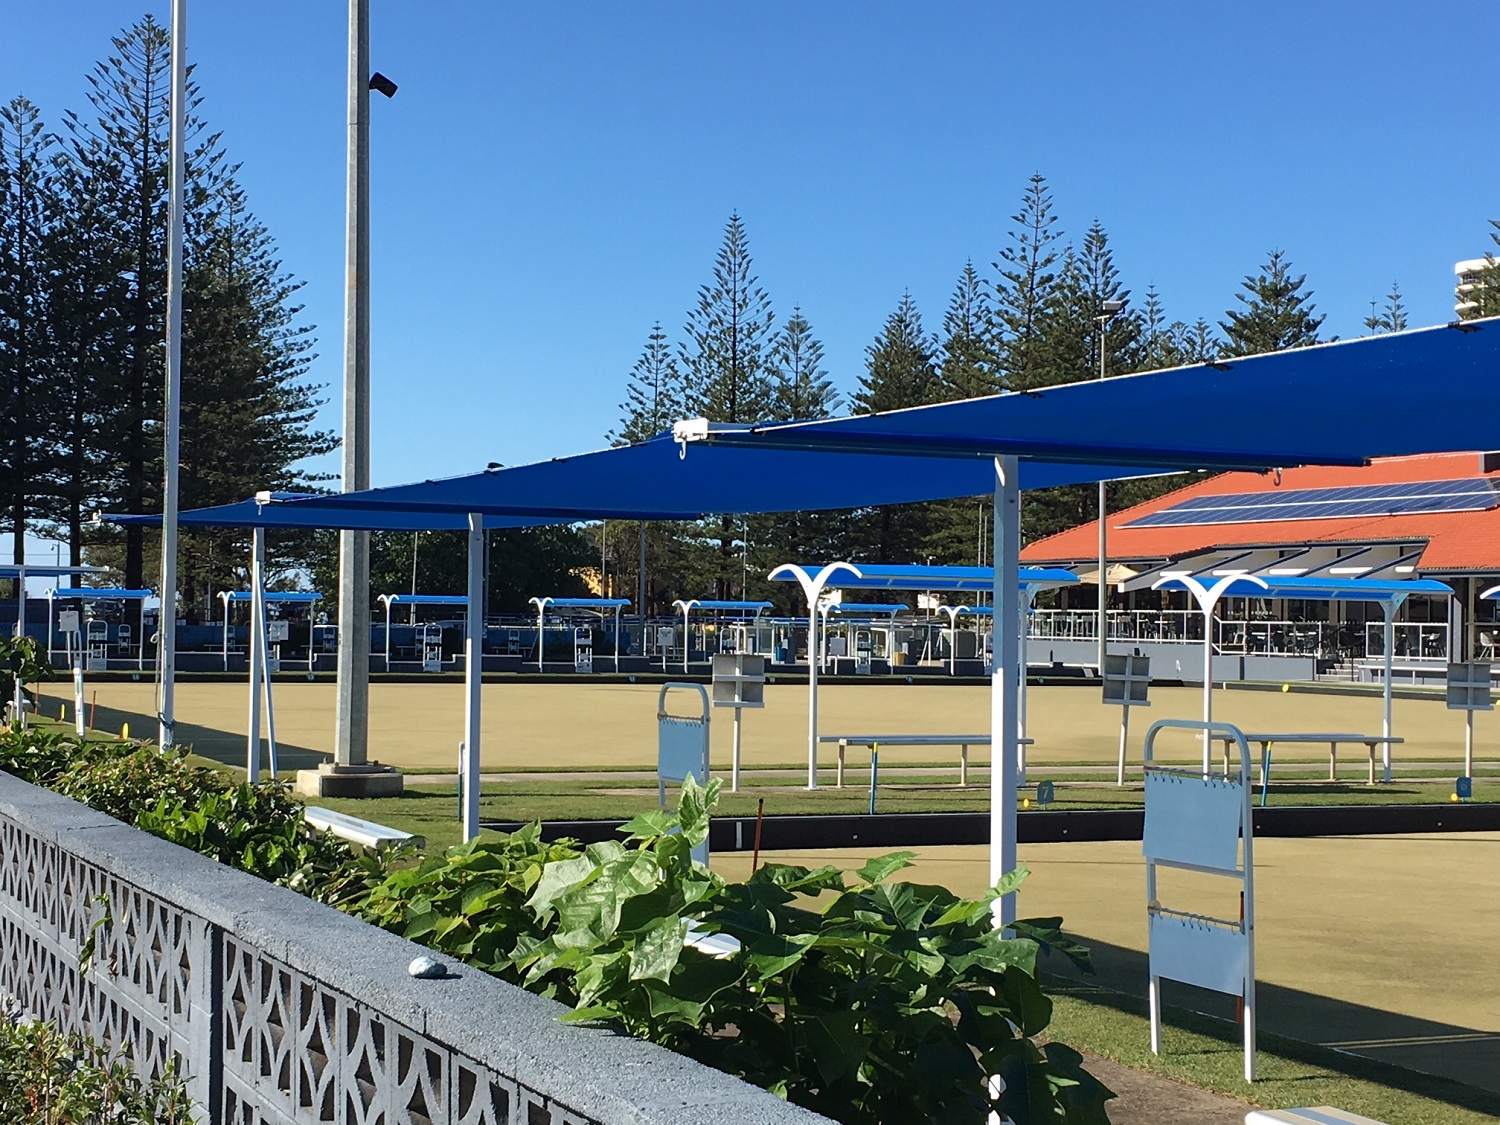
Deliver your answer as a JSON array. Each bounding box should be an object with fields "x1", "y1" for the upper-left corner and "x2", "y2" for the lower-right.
[{"x1": 1123, "y1": 478, "x2": 1499, "y2": 528}]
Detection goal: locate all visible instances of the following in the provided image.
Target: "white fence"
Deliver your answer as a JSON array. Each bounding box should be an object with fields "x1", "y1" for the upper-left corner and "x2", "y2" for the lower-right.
[{"x1": 1028, "y1": 610, "x2": 1451, "y2": 664}]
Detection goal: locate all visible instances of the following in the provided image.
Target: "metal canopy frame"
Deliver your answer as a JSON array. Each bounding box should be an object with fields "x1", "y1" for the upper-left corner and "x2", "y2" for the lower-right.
[
  {"x1": 669, "y1": 599, "x2": 774, "y2": 673},
  {"x1": 818, "y1": 602, "x2": 909, "y2": 673},
  {"x1": 44, "y1": 587, "x2": 153, "y2": 674},
  {"x1": 217, "y1": 590, "x2": 324, "y2": 673},
  {"x1": 4, "y1": 567, "x2": 111, "y2": 718},
  {"x1": 375, "y1": 593, "x2": 468, "y2": 670},
  {"x1": 1153, "y1": 574, "x2": 1452, "y2": 779},
  {"x1": 528, "y1": 596, "x2": 630, "y2": 672}
]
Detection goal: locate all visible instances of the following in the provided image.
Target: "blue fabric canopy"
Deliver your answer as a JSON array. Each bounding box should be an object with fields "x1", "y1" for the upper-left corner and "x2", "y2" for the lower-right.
[
  {"x1": 2, "y1": 565, "x2": 108, "y2": 579},
  {"x1": 377, "y1": 594, "x2": 469, "y2": 606},
  {"x1": 103, "y1": 494, "x2": 563, "y2": 532},
  {"x1": 47, "y1": 587, "x2": 154, "y2": 599},
  {"x1": 675, "y1": 600, "x2": 774, "y2": 612},
  {"x1": 270, "y1": 437, "x2": 1185, "y2": 522},
  {"x1": 1154, "y1": 575, "x2": 1452, "y2": 604},
  {"x1": 826, "y1": 602, "x2": 909, "y2": 615},
  {"x1": 675, "y1": 321, "x2": 1500, "y2": 470},
  {"x1": 534, "y1": 597, "x2": 630, "y2": 609},
  {"x1": 775, "y1": 564, "x2": 1079, "y2": 593},
  {"x1": 218, "y1": 591, "x2": 323, "y2": 604}
]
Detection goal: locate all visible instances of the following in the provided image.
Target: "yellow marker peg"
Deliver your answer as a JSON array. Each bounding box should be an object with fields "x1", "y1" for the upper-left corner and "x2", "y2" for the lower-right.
[
  {"x1": 1281, "y1": 683, "x2": 1290, "y2": 693},
  {"x1": 120, "y1": 722, "x2": 129, "y2": 740}
]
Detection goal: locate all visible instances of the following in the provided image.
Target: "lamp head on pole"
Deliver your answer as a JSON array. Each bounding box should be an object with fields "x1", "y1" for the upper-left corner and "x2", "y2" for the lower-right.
[
  {"x1": 369, "y1": 72, "x2": 398, "y2": 98},
  {"x1": 1098, "y1": 297, "x2": 1129, "y2": 322}
]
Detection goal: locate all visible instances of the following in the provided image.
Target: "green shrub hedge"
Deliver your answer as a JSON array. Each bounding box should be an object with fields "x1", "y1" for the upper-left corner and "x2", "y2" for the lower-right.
[{"x1": 0, "y1": 727, "x2": 1114, "y2": 1124}]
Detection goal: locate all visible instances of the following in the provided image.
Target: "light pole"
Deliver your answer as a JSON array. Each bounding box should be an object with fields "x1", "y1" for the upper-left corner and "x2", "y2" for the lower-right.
[
  {"x1": 318, "y1": 0, "x2": 401, "y2": 797},
  {"x1": 1096, "y1": 297, "x2": 1127, "y2": 677},
  {"x1": 158, "y1": 0, "x2": 187, "y2": 748}
]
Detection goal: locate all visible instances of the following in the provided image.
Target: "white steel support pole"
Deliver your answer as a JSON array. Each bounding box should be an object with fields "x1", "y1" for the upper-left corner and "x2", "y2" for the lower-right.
[
  {"x1": 1018, "y1": 596, "x2": 1031, "y2": 784},
  {"x1": 158, "y1": 0, "x2": 186, "y2": 750},
  {"x1": 1098, "y1": 477, "x2": 1108, "y2": 677},
  {"x1": 1202, "y1": 612, "x2": 1214, "y2": 776},
  {"x1": 12, "y1": 566, "x2": 25, "y2": 723},
  {"x1": 247, "y1": 529, "x2": 265, "y2": 779},
  {"x1": 462, "y1": 513, "x2": 484, "y2": 842},
  {"x1": 991, "y1": 456, "x2": 1021, "y2": 928},
  {"x1": 334, "y1": 0, "x2": 372, "y2": 768},
  {"x1": 806, "y1": 600, "x2": 820, "y2": 789},
  {"x1": 1382, "y1": 599, "x2": 1397, "y2": 782}
]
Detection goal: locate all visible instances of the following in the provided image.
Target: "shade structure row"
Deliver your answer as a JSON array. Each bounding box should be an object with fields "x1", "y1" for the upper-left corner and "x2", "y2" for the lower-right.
[{"x1": 111, "y1": 318, "x2": 1500, "y2": 923}]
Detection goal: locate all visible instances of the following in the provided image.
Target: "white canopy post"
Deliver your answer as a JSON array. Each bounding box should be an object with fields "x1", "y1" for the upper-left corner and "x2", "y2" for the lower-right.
[
  {"x1": 990, "y1": 456, "x2": 1021, "y2": 928},
  {"x1": 938, "y1": 604, "x2": 962, "y2": 675},
  {"x1": 673, "y1": 600, "x2": 697, "y2": 673},
  {"x1": 1152, "y1": 572, "x2": 1267, "y2": 776},
  {"x1": 767, "y1": 562, "x2": 860, "y2": 790},
  {"x1": 528, "y1": 596, "x2": 551, "y2": 672},
  {"x1": 219, "y1": 591, "x2": 230, "y2": 670},
  {"x1": 1380, "y1": 594, "x2": 1404, "y2": 782},
  {"x1": 463, "y1": 513, "x2": 484, "y2": 842},
  {"x1": 12, "y1": 565, "x2": 25, "y2": 724},
  {"x1": 246, "y1": 529, "x2": 265, "y2": 779}
]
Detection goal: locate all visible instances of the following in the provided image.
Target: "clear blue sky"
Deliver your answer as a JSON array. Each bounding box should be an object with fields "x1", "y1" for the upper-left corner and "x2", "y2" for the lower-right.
[{"x1": 5, "y1": 1, "x2": 1499, "y2": 512}]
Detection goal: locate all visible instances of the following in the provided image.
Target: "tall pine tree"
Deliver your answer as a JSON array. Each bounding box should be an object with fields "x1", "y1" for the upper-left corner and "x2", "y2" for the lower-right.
[
  {"x1": 679, "y1": 214, "x2": 777, "y2": 595},
  {"x1": 611, "y1": 320, "x2": 680, "y2": 445},
  {"x1": 994, "y1": 174, "x2": 1063, "y2": 391},
  {"x1": 1364, "y1": 282, "x2": 1407, "y2": 334},
  {"x1": 768, "y1": 306, "x2": 836, "y2": 421},
  {"x1": 850, "y1": 293, "x2": 938, "y2": 563},
  {"x1": 0, "y1": 96, "x2": 57, "y2": 564},
  {"x1": 1220, "y1": 250, "x2": 1324, "y2": 356},
  {"x1": 937, "y1": 261, "x2": 1000, "y2": 401}
]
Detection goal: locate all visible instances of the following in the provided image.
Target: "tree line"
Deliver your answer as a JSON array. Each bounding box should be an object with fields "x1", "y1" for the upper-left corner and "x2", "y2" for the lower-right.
[
  {"x1": 0, "y1": 17, "x2": 600, "y2": 619},
  {"x1": 606, "y1": 175, "x2": 1481, "y2": 614},
  {"x1": 0, "y1": 17, "x2": 334, "y2": 613}
]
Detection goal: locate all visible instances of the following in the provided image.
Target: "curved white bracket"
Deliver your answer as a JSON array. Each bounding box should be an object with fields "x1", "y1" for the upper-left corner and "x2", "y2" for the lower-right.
[
  {"x1": 1481, "y1": 584, "x2": 1500, "y2": 601},
  {"x1": 767, "y1": 562, "x2": 862, "y2": 789},
  {"x1": 1153, "y1": 572, "x2": 1269, "y2": 617}
]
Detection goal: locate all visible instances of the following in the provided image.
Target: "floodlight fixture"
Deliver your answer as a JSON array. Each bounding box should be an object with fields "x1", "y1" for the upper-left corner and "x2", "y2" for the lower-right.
[{"x1": 369, "y1": 72, "x2": 398, "y2": 98}]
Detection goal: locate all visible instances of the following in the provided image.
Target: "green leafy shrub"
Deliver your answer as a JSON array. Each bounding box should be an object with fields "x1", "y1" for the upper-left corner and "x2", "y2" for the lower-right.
[
  {"x1": 0, "y1": 1011, "x2": 194, "y2": 1124},
  {"x1": 1, "y1": 728, "x2": 1112, "y2": 1123},
  {"x1": 355, "y1": 821, "x2": 582, "y2": 986},
  {"x1": 0, "y1": 635, "x2": 51, "y2": 717},
  {"x1": 0, "y1": 728, "x2": 372, "y2": 901},
  {"x1": 360, "y1": 778, "x2": 1113, "y2": 1124}
]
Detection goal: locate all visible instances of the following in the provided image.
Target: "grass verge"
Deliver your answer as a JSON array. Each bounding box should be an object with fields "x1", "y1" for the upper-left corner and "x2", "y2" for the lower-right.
[{"x1": 1043, "y1": 976, "x2": 1500, "y2": 1125}]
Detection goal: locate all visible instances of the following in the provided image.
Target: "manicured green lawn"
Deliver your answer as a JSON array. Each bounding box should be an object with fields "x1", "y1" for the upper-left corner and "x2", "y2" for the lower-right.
[{"x1": 1045, "y1": 976, "x2": 1500, "y2": 1125}]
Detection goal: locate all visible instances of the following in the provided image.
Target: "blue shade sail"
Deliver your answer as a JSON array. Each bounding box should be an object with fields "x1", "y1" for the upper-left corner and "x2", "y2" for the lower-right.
[
  {"x1": 271, "y1": 438, "x2": 1187, "y2": 521},
  {"x1": 772, "y1": 564, "x2": 1079, "y2": 593},
  {"x1": 1124, "y1": 478, "x2": 1498, "y2": 528},
  {"x1": 680, "y1": 321, "x2": 1500, "y2": 470},
  {"x1": 104, "y1": 494, "x2": 564, "y2": 532}
]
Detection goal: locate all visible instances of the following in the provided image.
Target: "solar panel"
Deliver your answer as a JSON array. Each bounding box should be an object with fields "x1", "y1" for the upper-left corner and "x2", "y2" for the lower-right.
[{"x1": 1123, "y1": 478, "x2": 1498, "y2": 528}]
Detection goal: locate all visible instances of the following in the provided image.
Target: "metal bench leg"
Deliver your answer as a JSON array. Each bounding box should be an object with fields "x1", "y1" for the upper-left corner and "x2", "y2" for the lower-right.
[
  {"x1": 1367, "y1": 742, "x2": 1376, "y2": 786},
  {"x1": 836, "y1": 740, "x2": 847, "y2": 789},
  {"x1": 960, "y1": 743, "x2": 968, "y2": 787},
  {"x1": 1329, "y1": 741, "x2": 1337, "y2": 782}
]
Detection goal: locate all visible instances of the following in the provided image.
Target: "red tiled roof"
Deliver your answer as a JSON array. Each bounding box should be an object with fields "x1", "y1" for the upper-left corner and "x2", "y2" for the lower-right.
[{"x1": 1020, "y1": 452, "x2": 1500, "y2": 573}]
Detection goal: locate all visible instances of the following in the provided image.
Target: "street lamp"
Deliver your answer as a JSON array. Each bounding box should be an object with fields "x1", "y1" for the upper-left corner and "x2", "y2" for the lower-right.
[{"x1": 1096, "y1": 297, "x2": 1128, "y2": 677}]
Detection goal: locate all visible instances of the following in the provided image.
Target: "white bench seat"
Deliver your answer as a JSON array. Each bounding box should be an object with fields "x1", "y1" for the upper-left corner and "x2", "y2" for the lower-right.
[
  {"x1": 819, "y1": 733, "x2": 1033, "y2": 788},
  {"x1": 1215, "y1": 732, "x2": 1403, "y2": 791},
  {"x1": 303, "y1": 805, "x2": 420, "y2": 850}
]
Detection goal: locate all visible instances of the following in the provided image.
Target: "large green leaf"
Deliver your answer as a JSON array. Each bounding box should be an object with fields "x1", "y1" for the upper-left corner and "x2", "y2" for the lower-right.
[
  {"x1": 854, "y1": 851, "x2": 916, "y2": 886},
  {"x1": 628, "y1": 917, "x2": 685, "y2": 983}
]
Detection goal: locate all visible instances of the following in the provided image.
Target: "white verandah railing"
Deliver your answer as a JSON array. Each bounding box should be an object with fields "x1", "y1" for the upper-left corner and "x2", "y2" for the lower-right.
[{"x1": 1027, "y1": 610, "x2": 1451, "y2": 663}]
